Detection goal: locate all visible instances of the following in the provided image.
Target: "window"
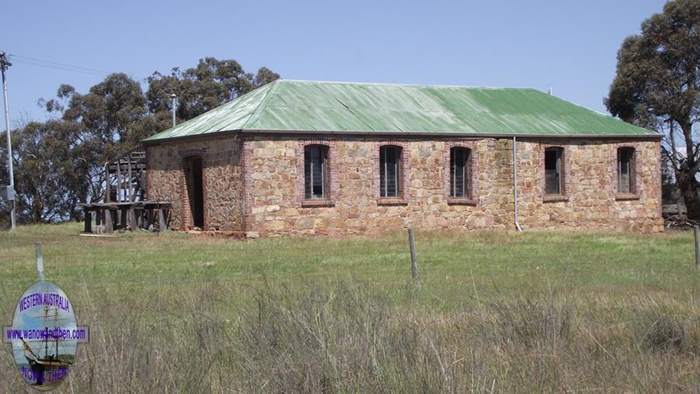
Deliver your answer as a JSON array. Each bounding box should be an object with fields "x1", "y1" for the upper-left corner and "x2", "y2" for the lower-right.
[
  {"x1": 450, "y1": 147, "x2": 471, "y2": 198},
  {"x1": 617, "y1": 147, "x2": 635, "y2": 194},
  {"x1": 379, "y1": 146, "x2": 402, "y2": 198},
  {"x1": 544, "y1": 147, "x2": 564, "y2": 195},
  {"x1": 304, "y1": 145, "x2": 329, "y2": 199}
]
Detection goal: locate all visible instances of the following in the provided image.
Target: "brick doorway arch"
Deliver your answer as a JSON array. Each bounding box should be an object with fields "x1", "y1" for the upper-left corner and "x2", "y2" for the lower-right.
[{"x1": 183, "y1": 156, "x2": 205, "y2": 229}]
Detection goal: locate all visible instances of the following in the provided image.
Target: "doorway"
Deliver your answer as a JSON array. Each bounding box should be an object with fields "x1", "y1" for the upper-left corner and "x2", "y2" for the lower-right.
[{"x1": 183, "y1": 156, "x2": 204, "y2": 229}]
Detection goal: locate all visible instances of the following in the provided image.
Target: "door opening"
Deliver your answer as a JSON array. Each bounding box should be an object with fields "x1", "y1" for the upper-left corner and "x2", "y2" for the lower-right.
[{"x1": 183, "y1": 156, "x2": 204, "y2": 229}]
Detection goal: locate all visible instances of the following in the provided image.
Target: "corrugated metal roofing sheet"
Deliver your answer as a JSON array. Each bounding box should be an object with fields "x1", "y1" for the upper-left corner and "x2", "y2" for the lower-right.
[{"x1": 144, "y1": 80, "x2": 655, "y2": 142}]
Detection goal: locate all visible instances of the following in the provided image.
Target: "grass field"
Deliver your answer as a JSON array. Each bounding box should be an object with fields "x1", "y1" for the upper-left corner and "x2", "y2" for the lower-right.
[{"x1": 0, "y1": 223, "x2": 698, "y2": 392}]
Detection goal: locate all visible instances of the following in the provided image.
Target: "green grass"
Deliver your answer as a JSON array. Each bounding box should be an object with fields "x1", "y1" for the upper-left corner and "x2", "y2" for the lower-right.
[
  {"x1": 0, "y1": 224, "x2": 698, "y2": 392},
  {"x1": 1, "y1": 223, "x2": 697, "y2": 305}
]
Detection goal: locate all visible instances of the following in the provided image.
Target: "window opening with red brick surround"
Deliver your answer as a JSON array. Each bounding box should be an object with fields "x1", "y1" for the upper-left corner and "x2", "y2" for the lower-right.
[
  {"x1": 617, "y1": 147, "x2": 636, "y2": 194},
  {"x1": 380, "y1": 146, "x2": 402, "y2": 198},
  {"x1": 304, "y1": 145, "x2": 329, "y2": 199},
  {"x1": 450, "y1": 147, "x2": 471, "y2": 198},
  {"x1": 544, "y1": 147, "x2": 565, "y2": 195}
]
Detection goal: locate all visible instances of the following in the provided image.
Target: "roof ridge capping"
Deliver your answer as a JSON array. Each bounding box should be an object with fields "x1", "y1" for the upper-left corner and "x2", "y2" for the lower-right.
[{"x1": 276, "y1": 78, "x2": 536, "y2": 91}]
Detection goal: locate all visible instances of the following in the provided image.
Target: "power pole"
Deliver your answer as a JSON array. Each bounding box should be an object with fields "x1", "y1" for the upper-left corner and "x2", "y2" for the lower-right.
[{"x1": 0, "y1": 51, "x2": 15, "y2": 231}]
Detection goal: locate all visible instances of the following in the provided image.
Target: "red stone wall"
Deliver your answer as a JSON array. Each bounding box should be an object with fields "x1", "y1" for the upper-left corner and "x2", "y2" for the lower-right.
[
  {"x1": 514, "y1": 138, "x2": 662, "y2": 232},
  {"x1": 146, "y1": 136, "x2": 244, "y2": 232},
  {"x1": 145, "y1": 134, "x2": 662, "y2": 236},
  {"x1": 241, "y1": 135, "x2": 663, "y2": 237}
]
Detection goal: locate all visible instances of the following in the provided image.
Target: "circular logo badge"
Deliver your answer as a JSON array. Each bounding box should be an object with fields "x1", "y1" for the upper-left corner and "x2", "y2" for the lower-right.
[{"x1": 9, "y1": 281, "x2": 78, "y2": 390}]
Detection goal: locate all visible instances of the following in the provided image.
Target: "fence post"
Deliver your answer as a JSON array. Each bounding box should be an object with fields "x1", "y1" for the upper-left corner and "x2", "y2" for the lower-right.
[
  {"x1": 695, "y1": 226, "x2": 700, "y2": 269},
  {"x1": 35, "y1": 243, "x2": 45, "y2": 282},
  {"x1": 408, "y1": 227, "x2": 419, "y2": 284}
]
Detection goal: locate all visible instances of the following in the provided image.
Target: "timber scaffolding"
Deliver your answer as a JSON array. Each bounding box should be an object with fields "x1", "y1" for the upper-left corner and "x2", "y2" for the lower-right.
[{"x1": 81, "y1": 151, "x2": 171, "y2": 234}]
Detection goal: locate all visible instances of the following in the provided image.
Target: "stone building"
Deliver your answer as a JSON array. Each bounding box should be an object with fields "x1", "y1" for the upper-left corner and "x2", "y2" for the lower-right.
[{"x1": 143, "y1": 80, "x2": 663, "y2": 237}]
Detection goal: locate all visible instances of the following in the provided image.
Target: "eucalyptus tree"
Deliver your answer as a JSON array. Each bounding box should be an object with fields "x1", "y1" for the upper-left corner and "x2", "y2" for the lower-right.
[
  {"x1": 3, "y1": 58, "x2": 279, "y2": 223},
  {"x1": 606, "y1": 0, "x2": 700, "y2": 218}
]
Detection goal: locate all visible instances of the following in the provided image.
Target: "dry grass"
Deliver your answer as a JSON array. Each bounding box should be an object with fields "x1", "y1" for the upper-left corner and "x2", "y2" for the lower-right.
[
  {"x1": 1, "y1": 282, "x2": 693, "y2": 392},
  {"x1": 0, "y1": 224, "x2": 698, "y2": 392}
]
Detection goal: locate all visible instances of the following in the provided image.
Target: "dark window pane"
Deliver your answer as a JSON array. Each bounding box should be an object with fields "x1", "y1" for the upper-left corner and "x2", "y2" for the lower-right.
[
  {"x1": 544, "y1": 148, "x2": 562, "y2": 195},
  {"x1": 618, "y1": 148, "x2": 634, "y2": 193},
  {"x1": 380, "y1": 146, "x2": 401, "y2": 197},
  {"x1": 304, "y1": 145, "x2": 327, "y2": 199},
  {"x1": 450, "y1": 148, "x2": 470, "y2": 198}
]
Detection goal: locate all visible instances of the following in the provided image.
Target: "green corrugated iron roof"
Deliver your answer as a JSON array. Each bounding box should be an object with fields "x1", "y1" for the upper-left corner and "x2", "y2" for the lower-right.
[{"x1": 143, "y1": 80, "x2": 656, "y2": 142}]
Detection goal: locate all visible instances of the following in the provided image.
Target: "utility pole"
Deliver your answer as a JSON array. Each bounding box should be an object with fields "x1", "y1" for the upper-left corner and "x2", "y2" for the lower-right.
[
  {"x1": 170, "y1": 93, "x2": 177, "y2": 127},
  {"x1": 0, "y1": 51, "x2": 15, "y2": 231}
]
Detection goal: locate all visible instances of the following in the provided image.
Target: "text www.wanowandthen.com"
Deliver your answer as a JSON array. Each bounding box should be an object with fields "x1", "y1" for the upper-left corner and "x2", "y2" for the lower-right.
[{"x1": 3, "y1": 326, "x2": 89, "y2": 343}]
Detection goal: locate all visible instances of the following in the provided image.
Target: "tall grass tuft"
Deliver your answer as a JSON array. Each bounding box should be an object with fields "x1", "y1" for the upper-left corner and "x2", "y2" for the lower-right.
[
  {"x1": 639, "y1": 309, "x2": 693, "y2": 354},
  {"x1": 0, "y1": 280, "x2": 697, "y2": 392},
  {"x1": 227, "y1": 282, "x2": 698, "y2": 393}
]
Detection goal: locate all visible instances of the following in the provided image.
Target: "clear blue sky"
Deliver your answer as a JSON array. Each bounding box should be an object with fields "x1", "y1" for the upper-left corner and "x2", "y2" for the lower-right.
[{"x1": 2, "y1": 0, "x2": 667, "y2": 128}]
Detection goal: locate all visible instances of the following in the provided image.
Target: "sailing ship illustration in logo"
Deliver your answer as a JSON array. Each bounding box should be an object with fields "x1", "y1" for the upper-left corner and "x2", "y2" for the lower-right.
[
  {"x1": 20, "y1": 303, "x2": 75, "y2": 387},
  {"x1": 10, "y1": 281, "x2": 78, "y2": 390}
]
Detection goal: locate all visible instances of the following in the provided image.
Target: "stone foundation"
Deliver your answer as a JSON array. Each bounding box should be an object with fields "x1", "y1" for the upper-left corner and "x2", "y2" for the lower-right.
[{"x1": 146, "y1": 134, "x2": 663, "y2": 236}]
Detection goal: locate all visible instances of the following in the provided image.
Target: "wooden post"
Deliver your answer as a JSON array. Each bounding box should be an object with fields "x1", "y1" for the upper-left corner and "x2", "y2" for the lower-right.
[
  {"x1": 146, "y1": 208, "x2": 153, "y2": 229},
  {"x1": 104, "y1": 208, "x2": 113, "y2": 233},
  {"x1": 694, "y1": 226, "x2": 700, "y2": 269},
  {"x1": 158, "y1": 208, "x2": 167, "y2": 233},
  {"x1": 83, "y1": 207, "x2": 92, "y2": 233},
  {"x1": 136, "y1": 207, "x2": 142, "y2": 228},
  {"x1": 120, "y1": 207, "x2": 127, "y2": 229},
  {"x1": 140, "y1": 171, "x2": 146, "y2": 200},
  {"x1": 408, "y1": 227, "x2": 419, "y2": 283},
  {"x1": 104, "y1": 162, "x2": 111, "y2": 203},
  {"x1": 127, "y1": 207, "x2": 137, "y2": 231},
  {"x1": 127, "y1": 154, "x2": 134, "y2": 202},
  {"x1": 115, "y1": 160, "x2": 122, "y2": 202}
]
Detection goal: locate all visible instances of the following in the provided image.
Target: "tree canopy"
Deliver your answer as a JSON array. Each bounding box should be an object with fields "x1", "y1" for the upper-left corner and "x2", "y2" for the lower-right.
[
  {"x1": 606, "y1": 0, "x2": 700, "y2": 218},
  {"x1": 0, "y1": 57, "x2": 279, "y2": 225}
]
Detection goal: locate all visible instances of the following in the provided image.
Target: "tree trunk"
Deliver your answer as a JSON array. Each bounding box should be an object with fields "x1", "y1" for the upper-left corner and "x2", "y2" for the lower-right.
[
  {"x1": 677, "y1": 168, "x2": 700, "y2": 220},
  {"x1": 677, "y1": 121, "x2": 700, "y2": 220}
]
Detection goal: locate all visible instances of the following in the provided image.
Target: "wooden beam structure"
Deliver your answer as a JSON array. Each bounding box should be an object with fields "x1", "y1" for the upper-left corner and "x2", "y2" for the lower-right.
[
  {"x1": 107, "y1": 151, "x2": 147, "y2": 203},
  {"x1": 80, "y1": 150, "x2": 172, "y2": 234},
  {"x1": 81, "y1": 201, "x2": 172, "y2": 234}
]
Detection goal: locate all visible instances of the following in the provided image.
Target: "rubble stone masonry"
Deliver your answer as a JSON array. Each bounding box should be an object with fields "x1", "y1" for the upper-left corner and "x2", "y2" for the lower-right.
[
  {"x1": 146, "y1": 134, "x2": 663, "y2": 236},
  {"x1": 146, "y1": 136, "x2": 244, "y2": 231}
]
